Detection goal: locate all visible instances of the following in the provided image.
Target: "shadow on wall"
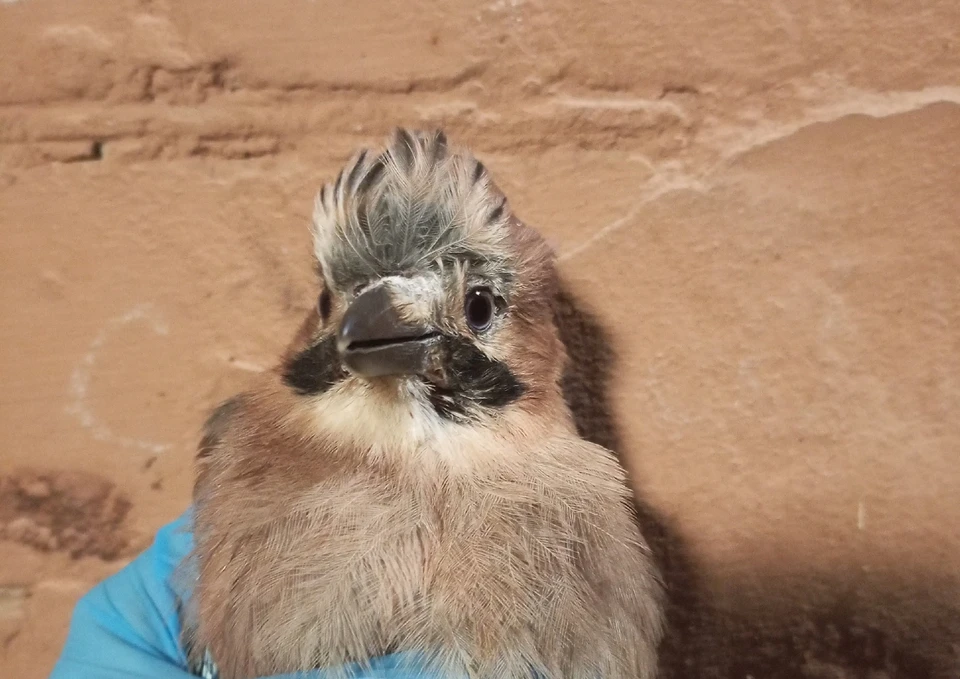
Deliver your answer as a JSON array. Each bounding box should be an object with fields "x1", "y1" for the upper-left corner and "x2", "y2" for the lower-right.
[{"x1": 553, "y1": 284, "x2": 959, "y2": 679}]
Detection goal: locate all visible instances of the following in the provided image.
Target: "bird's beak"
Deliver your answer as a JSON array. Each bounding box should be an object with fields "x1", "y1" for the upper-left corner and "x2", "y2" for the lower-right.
[{"x1": 336, "y1": 281, "x2": 442, "y2": 379}]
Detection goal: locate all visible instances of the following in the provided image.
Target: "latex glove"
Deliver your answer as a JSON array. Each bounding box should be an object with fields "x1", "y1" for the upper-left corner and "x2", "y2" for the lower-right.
[{"x1": 50, "y1": 509, "x2": 437, "y2": 679}]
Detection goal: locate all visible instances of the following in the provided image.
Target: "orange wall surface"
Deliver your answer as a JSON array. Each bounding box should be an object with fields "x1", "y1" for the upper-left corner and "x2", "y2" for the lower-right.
[{"x1": 1, "y1": 2, "x2": 958, "y2": 677}]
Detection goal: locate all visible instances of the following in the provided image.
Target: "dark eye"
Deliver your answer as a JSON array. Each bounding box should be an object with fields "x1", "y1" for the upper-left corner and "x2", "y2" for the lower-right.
[
  {"x1": 465, "y1": 287, "x2": 496, "y2": 332},
  {"x1": 317, "y1": 289, "x2": 332, "y2": 321}
]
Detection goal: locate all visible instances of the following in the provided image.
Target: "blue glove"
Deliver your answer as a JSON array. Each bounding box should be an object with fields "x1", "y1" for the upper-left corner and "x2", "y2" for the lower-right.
[{"x1": 50, "y1": 509, "x2": 440, "y2": 679}]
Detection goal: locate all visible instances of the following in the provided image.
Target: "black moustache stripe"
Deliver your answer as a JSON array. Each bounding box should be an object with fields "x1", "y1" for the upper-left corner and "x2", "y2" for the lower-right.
[
  {"x1": 283, "y1": 336, "x2": 347, "y2": 396},
  {"x1": 428, "y1": 339, "x2": 525, "y2": 421},
  {"x1": 282, "y1": 334, "x2": 525, "y2": 418}
]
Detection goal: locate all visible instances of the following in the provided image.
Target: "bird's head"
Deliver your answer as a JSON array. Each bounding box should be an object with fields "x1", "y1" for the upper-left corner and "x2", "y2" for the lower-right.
[{"x1": 281, "y1": 129, "x2": 569, "y2": 457}]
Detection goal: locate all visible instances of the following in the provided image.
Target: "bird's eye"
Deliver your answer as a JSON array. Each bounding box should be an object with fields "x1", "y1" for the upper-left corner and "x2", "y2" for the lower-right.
[
  {"x1": 317, "y1": 289, "x2": 332, "y2": 321},
  {"x1": 465, "y1": 287, "x2": 496, "y2": 332}
]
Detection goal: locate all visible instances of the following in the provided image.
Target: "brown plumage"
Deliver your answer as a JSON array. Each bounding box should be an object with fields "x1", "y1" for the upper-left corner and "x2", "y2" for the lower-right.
[{"x1": 184, "y1": 129, "x2": 664, "y2": 679}]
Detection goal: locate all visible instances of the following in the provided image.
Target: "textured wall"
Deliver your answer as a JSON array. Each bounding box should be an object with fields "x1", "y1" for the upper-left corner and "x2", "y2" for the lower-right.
[{"x1": 1, "y1": 1, "x2": 959, "y2": 677}]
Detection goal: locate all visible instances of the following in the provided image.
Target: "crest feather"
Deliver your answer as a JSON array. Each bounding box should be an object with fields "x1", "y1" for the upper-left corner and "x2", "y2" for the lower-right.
[{"x1": 312, "y1": 129, "x2": 512, "y2": 289}]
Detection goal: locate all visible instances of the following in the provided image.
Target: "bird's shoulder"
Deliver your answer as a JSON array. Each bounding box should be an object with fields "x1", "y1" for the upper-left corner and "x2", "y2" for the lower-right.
[
  {"x1": 522, "y1": 431, "x2": 634, "y2": 497},
  {"x1": 193, "y1": 374, "x2": 357, "y2": 499}
]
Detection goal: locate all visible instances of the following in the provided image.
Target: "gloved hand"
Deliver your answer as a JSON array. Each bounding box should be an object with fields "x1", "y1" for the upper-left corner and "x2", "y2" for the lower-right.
[{"x1": 50, "y1": 509, "x2": 436, "y2": 679}]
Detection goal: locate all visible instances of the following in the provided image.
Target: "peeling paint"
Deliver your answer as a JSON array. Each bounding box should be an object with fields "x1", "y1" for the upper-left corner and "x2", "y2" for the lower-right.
[{"x1": 65, "y1": 304, "x2": 172, "y2": 455}]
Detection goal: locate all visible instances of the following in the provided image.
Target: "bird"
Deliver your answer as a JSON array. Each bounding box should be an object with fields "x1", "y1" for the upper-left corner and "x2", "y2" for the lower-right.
[{"x1": 181, "y1": 129, "x2": 665, "y2": 679}]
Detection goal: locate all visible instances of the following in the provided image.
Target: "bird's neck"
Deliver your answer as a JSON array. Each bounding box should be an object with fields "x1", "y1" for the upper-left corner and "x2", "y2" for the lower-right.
[{"x1": 294, "y1": 375, "x2": 572, "y2": 476}]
